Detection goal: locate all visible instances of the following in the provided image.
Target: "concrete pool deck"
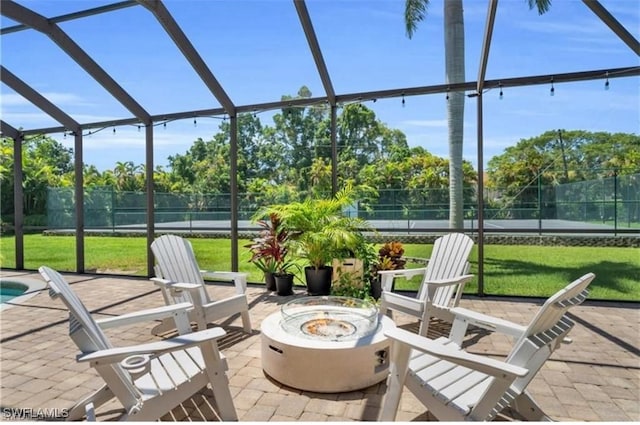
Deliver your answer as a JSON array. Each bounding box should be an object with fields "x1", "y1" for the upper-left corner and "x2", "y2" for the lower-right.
[{"x1": 0, "y1": 270, "x2": 638, "y2": 421}]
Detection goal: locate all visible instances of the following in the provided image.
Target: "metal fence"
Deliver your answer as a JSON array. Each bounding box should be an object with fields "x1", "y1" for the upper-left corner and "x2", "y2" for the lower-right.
[
  {"x1": 556, "y1": 174, "x2": 639, "y2": 227},
  {"x1": 46, "y1": 173, "x2": 639, "y2": 232}
]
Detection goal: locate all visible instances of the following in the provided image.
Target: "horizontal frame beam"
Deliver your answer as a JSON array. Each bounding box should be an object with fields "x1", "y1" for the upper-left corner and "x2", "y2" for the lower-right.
[{"x1": 18, "y1": 65, "x2": 640, "y2": 136}]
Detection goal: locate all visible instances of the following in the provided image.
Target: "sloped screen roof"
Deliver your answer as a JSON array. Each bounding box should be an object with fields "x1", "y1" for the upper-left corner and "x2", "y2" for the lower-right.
[{"x1": 1, "y1": 0, "x2": 638, "y2": 139}]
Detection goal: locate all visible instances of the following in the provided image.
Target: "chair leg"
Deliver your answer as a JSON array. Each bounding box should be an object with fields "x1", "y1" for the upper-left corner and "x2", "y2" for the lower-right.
[
  {"x1": 417, "y1": 320, "x2": 430, "y2": 337},
  {"x1": 379, "y1": 338, "x2": 412, "y2": 421},
  {"x1": 200, "y1": 343, "x2": 238, "y2": 421},
  {"x1": 448, "y1": 315, "x2": 469, "y2": 345},
  {"x1": 418, "y1": 308, "x2": 430, "y2": 337},
  {"x1": 85, "y1": 403, "x2": 96, "y2": 421},
  {"x1": 67, "y1": 384, "x2": 114, "y2": 421},
  {"x1": 379, "y1": 301, "x2": 393, "y2": 320},
  {"x1": 511, "y1": 391, "x2": 552, "y2": 421},
  {"x1": 152, "y1": 316, "x2": 194, "y2": 336},
  {"x1": 240, "y1": 310, "x2": 252, "y2": 333},
  {"x1": 195, "y1": 315, "x2": 208, "y2": 332}
]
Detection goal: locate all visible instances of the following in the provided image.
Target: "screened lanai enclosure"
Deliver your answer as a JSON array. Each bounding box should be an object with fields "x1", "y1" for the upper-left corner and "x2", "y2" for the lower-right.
[{"x1": 1, "y1": 0, "x2": 638, "y2": 296}]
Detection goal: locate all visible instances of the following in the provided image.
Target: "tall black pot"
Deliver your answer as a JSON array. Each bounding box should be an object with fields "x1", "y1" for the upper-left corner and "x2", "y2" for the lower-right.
[
  {"x1": 274, "y1": 273, "x2": 294, "y2": 296},
  {"x1": 370, "y1": 275, "x2": 382, "y2": 300},
  {"x1": 370, "y1": 274, "x2": 394, "y2": 300},
  {"x1": 264, "y1": 272, "x2": 277, "y2": 292},
  {"x1": 305, "y1": 266, "x2": 333, "y2": 296}
]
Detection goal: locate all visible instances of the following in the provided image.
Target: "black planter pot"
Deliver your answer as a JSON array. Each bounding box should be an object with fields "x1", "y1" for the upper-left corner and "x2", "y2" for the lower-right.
[
  {"x1": 264, "y1": 272, "x2": 277, "y2": 292},
  {"x1": 305, "y1": 266, "x2": 333, "y2": 296},
  {"x1": 274, "y1": 273, "x2": 294, "y2": 296},
  {"x1": 370, "y1": 276, "x2": 382, "y2": 300}
]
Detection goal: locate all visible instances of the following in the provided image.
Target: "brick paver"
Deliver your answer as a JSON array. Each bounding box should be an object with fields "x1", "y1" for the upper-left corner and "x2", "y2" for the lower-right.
[{"x1": 1, "y1": 270, "x2": 638, "y2": 421}]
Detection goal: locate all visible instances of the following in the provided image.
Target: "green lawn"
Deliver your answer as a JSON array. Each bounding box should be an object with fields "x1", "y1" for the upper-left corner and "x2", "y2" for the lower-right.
[{"x1": 1, "y1": 235, "x2": 638, "y2": 301}]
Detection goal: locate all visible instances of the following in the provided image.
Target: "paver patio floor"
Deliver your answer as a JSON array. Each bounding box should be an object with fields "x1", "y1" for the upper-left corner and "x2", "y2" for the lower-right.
[{"x1": 1, "y1": 270, "x2": 638, "y2": 421}]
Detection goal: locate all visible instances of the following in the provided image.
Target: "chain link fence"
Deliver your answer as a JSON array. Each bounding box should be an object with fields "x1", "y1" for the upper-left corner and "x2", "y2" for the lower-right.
[
  {"x1": 556, "y1": 174, "x2": 639, "y2": 227},
  {"x1": 45, "y1": 172, "x2": 639, "y2": 231}
]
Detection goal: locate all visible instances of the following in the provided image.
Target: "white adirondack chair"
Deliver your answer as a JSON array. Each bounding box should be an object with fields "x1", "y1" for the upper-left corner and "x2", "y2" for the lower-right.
[
  {"x1": 379, "y1": 272, "x2": 596, "y2": 422},
  {"x1": 379, "y1": 233, "x2": 475, "y2": 337},
  {"x1": 38, "y1": 266, "x2": 238, "y2": 421},
  {"x1": 150, "y1": 234, "x2": 251, "y2": 334}
]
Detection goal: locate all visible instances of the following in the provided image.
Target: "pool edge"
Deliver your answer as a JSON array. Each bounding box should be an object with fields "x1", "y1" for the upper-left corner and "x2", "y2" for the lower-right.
[{"x1": 0, "y1": 276, "x2": 47, "y2": 311}]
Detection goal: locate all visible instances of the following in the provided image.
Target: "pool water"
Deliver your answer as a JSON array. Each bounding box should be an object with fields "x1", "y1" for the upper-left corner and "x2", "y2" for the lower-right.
[{"x1": 0, "y1": 283, "x2": 28, "y2": 303}]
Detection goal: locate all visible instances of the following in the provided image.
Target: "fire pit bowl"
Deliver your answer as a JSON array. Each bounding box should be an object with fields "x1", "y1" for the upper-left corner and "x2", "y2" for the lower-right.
[
  {"x1": 280, "y1": 296, "x2": 379, "y2": 341},
  {"x1": 261, "y1": 296, "x2": 395, "y2": 393}
]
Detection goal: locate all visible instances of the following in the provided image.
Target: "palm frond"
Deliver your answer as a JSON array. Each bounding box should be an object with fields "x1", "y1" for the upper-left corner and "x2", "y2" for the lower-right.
[
  {"x1": 405, "y1": 0, "x2": 429, "y2": 39},
  {"x1": 527, "y1": 0, "x2": 551, "y2": 15}
]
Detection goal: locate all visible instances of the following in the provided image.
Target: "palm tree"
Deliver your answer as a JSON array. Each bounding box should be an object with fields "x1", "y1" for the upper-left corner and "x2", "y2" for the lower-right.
[
  {"x1": 83, "y1": 164, "x2": 102, "y2": 186},
  {"x1": 113, "y1": 160, "x2": 140, "y2": 191},
  {"x1": 404, "y1": 0, "x2": 550, "y2": 228}
]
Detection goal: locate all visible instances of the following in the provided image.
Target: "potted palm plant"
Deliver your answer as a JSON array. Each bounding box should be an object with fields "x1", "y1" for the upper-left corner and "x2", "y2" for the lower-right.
[
  {"x1": 256, "y1": 185, "x2": 371, "y2": 296},
  {"x1": 245, "y1": 213, "x2": 290, "y2": 292}
]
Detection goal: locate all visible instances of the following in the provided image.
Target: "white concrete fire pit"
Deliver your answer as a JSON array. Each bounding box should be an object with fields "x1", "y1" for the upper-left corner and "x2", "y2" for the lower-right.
[{"x1": 260, "y1": 296, "x2": 395, "y2": 393}]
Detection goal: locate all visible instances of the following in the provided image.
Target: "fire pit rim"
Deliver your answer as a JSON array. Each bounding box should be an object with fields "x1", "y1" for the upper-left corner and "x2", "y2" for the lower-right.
[
  {"x1": 261, "y1": 310, "x2": 394, "y2": 350},
  {"x1": 279, "y1": 295, "x2": 380, "y2": 342}
]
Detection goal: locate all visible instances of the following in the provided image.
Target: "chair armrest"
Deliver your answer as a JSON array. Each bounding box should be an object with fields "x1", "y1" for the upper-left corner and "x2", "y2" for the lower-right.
[
  {"x1": 423, "y1": 274, "x2": 474, "y2": 309},
  {"x1": 151, "y1": 276, "x2": 171, "y2": 287},
  {"x1": 77, "y1": 327, "x2": 227, "y2": 364},
  {"x1": 380, "y1": 291, "x2": 424, "y2": 315},
  {"x1": 424, "y1": 274, "x2": 475, "y2": 288},
  {"x1": 96, "y1": 302, "x2": 193, "y2": 330},
  {"x1": 151, "y1": 278, "x2": 200, "y2": 292},
  {"x1": 384, "y1": 327, "x2": 528, "y2": 379},
  {"x1": 450, "y1": 306, "x2": 527, "y2": 339},
  {"x1": 167, "y1": 282, "x2": 208, "y2": 312},
  {"x1": 201, "y1": 270, "x2": 248, "y2": 294},
  {"x1": 378, "y1": 267, "x2": 428, "y2": 291},
  {"x1": 378, "y1": 267, "x2": 428, "y2": 279},
  {"x1": 171, "y1": 282, "x2": 201, "y2": 291}
]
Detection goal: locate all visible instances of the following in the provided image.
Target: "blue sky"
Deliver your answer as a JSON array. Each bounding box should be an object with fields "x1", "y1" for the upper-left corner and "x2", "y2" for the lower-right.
[{"x1": 1, "y1": 0, "x2": 638, "y2": 172}]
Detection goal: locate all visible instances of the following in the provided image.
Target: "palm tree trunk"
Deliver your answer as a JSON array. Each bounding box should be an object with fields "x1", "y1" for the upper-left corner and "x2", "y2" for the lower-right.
[{"x1": 444, "y1": 0, "x2": 465, "y2": 229}]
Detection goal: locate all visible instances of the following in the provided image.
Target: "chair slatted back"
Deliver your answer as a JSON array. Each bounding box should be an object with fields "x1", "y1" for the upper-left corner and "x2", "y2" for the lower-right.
[
  {"x1": 151, "y1": 234, "x2": 210, "y2": 303},
  {"x1": 474, "y1": 273, "x2": 595, "y2": 420},
  {"x1": 508, "y1": 272, "x2": 594, "y2": 369},
  {"x1": 39, "y1": 266, "x2": 141, "y2": 408},
  {"x1": 417, "y1": 233, "x2": 474, "y2": 306}
]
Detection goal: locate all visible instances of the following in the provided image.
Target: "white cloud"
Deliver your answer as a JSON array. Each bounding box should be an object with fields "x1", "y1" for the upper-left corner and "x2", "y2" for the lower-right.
[
  {"x1": 0, "y1": 111, "x2": 58, "y2": 126},
  {"x1": 1, "y1": 93, "x2": 31, "y2": 106},
  {"x1": 0, "y1": 91, "x2": 92, "y2": 107},
  {"x1": 44, "y1": 92, "x2": 94, "y2": 106}
]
